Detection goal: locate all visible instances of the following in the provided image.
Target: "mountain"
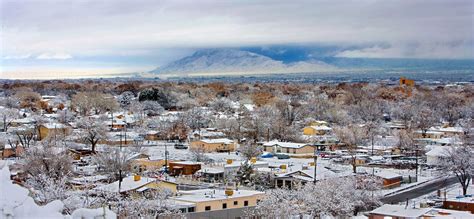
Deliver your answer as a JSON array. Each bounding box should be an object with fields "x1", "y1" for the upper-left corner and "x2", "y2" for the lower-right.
[{"x1": 150, "y1": 49, "x2": 336, "y2": 75}]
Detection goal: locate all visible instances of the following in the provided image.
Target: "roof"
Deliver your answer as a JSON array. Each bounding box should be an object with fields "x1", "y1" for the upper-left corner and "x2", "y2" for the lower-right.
[
  {"x1": 370, "y1": 204, "x2": 432, "y2": 217},
  {"x1": 426, "y1": 146, "x2": 450, "y2": 157},
  {"x1": 307, "y1": 125, "x2": 332, "y2": 131},
  {"x1": 41, "y1": 123, "x2": 69, "y2": 129},
  {"x1": 262, "y1": 140, "x2": 310, "y2": 149},
  {"x1": 172, "y1": 189, "x2": 264, "y2": 203},
  {"x1": 198, "y1": 138, "x2": 234, "y2": 144},
  {"x1": 94, "y1": 176, "x2": 156, "y2": 193},
  {"x1": 372, "y1": 170, "x2": 402, "y2": 179}
]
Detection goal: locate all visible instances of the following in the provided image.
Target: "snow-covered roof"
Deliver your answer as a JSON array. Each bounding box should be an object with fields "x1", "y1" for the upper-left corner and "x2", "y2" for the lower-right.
[
  {"x1": 172, "y1": 189, "x2": 264, "y2": 203},
  {"x1": 199, "y1": 138, "x2": 234, "y2": 144},
  {"x1": 262, "y1": 140, "x2": 310, "y2": 149},
  {"x1": 307, "y1": 125, "x2": 332, "y2": 131},
  {"x1": 372, "y1": 170, "x2": 402, "y2": 179},
  {"x1": 71, "y1": 208, "x2": 116, "y2": 219},
  {"x1": 426, "y1": 146, "x2": 449, "y2": 157},
  {"x1": 370, "y1": 204, "x2": 432, "y2": 218},
  {"x1": 41, "y1": 123, "x2": 69, "y2": 129},
  {"x1": 94, "y1": 176, "x2": 156, "y2": 193}
]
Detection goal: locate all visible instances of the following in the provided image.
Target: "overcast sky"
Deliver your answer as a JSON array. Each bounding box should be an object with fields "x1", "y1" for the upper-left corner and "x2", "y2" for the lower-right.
[{"x1": 1, "y1": 0, "x2": 473, "y2": 78}]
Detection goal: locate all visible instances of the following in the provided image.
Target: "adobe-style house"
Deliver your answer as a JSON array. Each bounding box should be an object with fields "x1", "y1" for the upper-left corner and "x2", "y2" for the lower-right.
[
  {"x1": 303, "y1": 125, "x2": 332, "y2": 136},
  {"x1": 38, "y1": 123, "x2": 72, "y2": 140},
  {"x1": 261, "y1": 141, "x2": 315, "y2": 154},
  {"x1": 170, "y1": 189, "x2": 264, "y2": 213},
  {"x1": 168, "y1": 161, "x2": 202, "y2": 176},
  {"x1": 190, "y1": 138, "x2": 236, "y2": 152}
]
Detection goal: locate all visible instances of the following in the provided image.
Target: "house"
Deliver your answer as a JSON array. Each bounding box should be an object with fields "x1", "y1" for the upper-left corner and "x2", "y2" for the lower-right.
[
  {"x1": 371, "y1": 170, "x2": 403, "y2": 189},
  {"x1": 190, "y1": 138, "x2": 236, "y2": 152},
  {"x1": 94, "y1": 175, "x2": 178, "y2": 194},
  {"x1": 426, "y1": 146, "x2": 449, "y2": 166},
  {"x1": 443, "y1": 196, "x2": 474, "y2": 213},
  {"x1": 38, "y1": 123, "x2": 72, "y2": 140},
  {"x1": 170, "y1": 189, "x2": 264, "y2": 213},
  {"x1": 303, "y1": 125, "x2": 332, "y2": 136},
  {"x1": 191, "y1": 128, "x2": 226, "y2": 140},
  {"x1": 274, "y1": 165, "x2": 352, "y2": 189},
  {"x1": 168, "y1": 161, "x2": 202, "y2": 176},
  {"x1": 145, "y1": 131, "x2": 160, "y2": 140},
  {"x1": 224, "y1": 159, "x2": 268, "y2": 176},
  {"x1": 130, "y1": 158, "x2": 167, "y2": 173},
  {"x1": 369, "y1": 204, "x2": 474, "y2": 219},
  {"x1": 261, "y1": 140, "x2": 315, "y2": 154},
  {"x1": 1, "y1": 145, "x2": 24, "y2": 159}
]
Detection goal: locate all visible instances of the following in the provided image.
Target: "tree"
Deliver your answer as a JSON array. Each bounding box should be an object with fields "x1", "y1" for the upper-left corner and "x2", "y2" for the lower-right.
[
  {"x1": 440, "y1": 145, "x2": 473, "y2": 196},
  {"x1": 238, "y1": 143, "x2": 263, "y2": 161},
  {"x1": 138, "y1": 88, "x2": 177, "y2": 110},
  {"x1": 334, "y1": 125, "x2": 366, "y2": 173},
  {"x1": 77, "y1": 119, "x2": 108, "y2": 153},
  {"x1": 188, "y1": 147, "x2": 212, "y2": 163},
  {"x1": 249, "y1": 176, "x2": 382, "y2": 218},
  {"x1": 72, "y1": 92, "x2": 119, "y2": 116},
  {"x1": 0, "y1": 108, "x2": 18, "y2": 132},
  {"x1": 141, "y1": 100, "x2": 164, "y2": 116},
  {"x1": 117, "y1": 91, "x2": 135, "y2": 108},
  {"x1": 92, "y1": 147, "x2": 132, "y2": 191}
]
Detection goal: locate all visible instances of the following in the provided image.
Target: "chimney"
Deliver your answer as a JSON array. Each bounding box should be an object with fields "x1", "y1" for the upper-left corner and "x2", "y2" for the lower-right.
[{"x1": 134, "y1": 175, "x2": 141, "y2": 181}]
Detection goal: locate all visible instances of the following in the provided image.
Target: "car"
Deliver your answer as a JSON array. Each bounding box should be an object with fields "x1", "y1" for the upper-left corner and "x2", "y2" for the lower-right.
[
  {"x1": 174, "y1": 143, "x2": 188, "y2": 149},
  {"x1": 275, "y1": 154, "x2": 290, "y2": 159}
]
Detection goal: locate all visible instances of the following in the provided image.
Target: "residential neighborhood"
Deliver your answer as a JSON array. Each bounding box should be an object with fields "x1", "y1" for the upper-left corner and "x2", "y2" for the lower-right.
[{"x1": 0, "y1": 78, "x2": 472, "y2": 218}]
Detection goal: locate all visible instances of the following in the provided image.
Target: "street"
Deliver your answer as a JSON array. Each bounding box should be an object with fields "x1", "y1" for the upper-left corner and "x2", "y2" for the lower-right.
[{"x1": 381, "y1": 176, "x2": 458, "y2": 204}]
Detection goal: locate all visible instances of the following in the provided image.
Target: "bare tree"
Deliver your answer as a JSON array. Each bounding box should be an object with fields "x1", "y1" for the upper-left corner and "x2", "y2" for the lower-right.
[
  {"x1": 440, "y1": 145, "x2": 473, "y2": 196},
  {"x1": 0, "y1": 108, "x2": 18, "y2": 132},
  {"x1": 334, "y1": 125, "x2": 366, "y2": 173},
  {"x1": 92, "y1": 147, "x2": 132, "y2": 191},
  {"x1": 77, "y1": 119, "x2": 108, "y2": 153}
]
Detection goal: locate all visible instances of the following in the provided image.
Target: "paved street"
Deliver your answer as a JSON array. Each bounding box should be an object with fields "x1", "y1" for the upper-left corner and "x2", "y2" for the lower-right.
[{"x1": 381, "y1": 176, "x2": 458, "y2": 204}]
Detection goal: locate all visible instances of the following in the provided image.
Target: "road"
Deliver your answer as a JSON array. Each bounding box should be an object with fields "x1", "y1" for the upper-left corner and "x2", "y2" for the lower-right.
[{"x1": 381, "y1": 176, "x2": 458, "y2": 204}]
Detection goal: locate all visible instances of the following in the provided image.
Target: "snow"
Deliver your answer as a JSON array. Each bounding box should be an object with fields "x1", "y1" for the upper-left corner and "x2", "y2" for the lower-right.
[
  {"x1": 41, "y1": 123, "x2": 68, "y2": 129},
  {"x1": 94, "y1": 175, "x2": 156, "y2": 193},
  {"x1": 172, "y1": 189, "x2": 264, "y2": 203},
  {"x1": 370, "y1": 204, "x2": 432, "y2": 217},
  {"x1": 71, "y1": 208, "x2": 116, "y2": 219},
  {"x1": 261, "y1": 140, "x2": 309, "y2": 149},
  {"x1": 199, "y1": 138, "x2": 234, "y2": 144},
  {"x1": 0, "y1": 166, "x2": 64, "y2": 219}
]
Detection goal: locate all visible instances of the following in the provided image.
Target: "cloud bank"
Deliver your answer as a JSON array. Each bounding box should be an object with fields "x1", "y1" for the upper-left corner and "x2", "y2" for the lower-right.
[{"x1": 0, "y1": 0, "x2": 472, "y2": 76}]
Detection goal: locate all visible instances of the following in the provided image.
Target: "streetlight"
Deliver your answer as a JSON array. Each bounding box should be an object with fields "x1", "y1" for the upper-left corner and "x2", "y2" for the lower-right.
[{"x1": 313, "y1": 144, "x2": 323, "y2": 184}]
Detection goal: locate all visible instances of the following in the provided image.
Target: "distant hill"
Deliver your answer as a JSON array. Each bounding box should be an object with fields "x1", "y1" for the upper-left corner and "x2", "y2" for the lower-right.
[{"x1": 150, "y1": 49, "x2": 336, "y2": 76}]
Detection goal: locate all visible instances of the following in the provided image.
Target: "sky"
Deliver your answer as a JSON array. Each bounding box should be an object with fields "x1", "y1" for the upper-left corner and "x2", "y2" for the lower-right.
[{"x1": 0, "y1": 0, "x2": 473, "y2": 79}]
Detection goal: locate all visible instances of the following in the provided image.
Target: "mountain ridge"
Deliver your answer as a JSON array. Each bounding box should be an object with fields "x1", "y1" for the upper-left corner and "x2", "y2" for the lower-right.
[{"x1": 151, "y1": 49, "x2": 336, "y2": 75}]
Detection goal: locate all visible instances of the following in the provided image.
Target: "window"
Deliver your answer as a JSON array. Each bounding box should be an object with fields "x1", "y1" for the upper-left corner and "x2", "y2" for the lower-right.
[
  {"x1": 234, "y1": 201, "x2": 238, "y2": 206},
  {"x1": 188, "y1": 207, "x2": 195, "y2": 213},
  {"x1": 244, "y1": 201, "x2": 249, "y2": 206},
  {"x1": 222, "y1": 203, "x2": 227, "y2": 209},
  {"x1": 205, "y1": 206, "x2": 211, "y2": 211}
]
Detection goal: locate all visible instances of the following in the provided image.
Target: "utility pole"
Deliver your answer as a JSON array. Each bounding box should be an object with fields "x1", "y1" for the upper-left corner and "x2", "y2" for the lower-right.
[{"x1": 313, "y1": 147, "x2": 318, "y2": 184}]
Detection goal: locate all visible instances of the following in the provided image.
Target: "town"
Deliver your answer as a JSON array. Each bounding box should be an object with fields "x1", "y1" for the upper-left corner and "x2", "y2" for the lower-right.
[{"x1": 0, "y1": 77, "x2": 472, "y2": 218}]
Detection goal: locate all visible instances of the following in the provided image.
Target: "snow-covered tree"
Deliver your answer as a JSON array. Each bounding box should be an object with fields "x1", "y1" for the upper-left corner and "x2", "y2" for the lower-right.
[
  {"x1": 0, "y1": 108, "x2": 18, "y2": 132},
  {"x1": 77, "y1": 118, "x2": 108, "y2": 153},
  {"x1": 440, "y1": 145, "x2": 474, "y2": 196}
]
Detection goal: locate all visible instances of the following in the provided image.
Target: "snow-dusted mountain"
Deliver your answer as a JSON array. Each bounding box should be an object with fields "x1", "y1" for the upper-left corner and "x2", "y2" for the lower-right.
[{"x1": 150, "y1": 49, "x2": 336, "y2": 75}]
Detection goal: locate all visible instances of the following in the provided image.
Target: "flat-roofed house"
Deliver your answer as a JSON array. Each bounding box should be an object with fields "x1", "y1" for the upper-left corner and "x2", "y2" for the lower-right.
[
  {"x1": 38, "y1": 123, "x2": 72, "y2": 140},
  {"x1": 170, "y1": 189, "x2": 264, "y2": 213},
  {"x1": 261, "y1": 140, "x2": 315, "y2": 154},
  {"x1": 190, "y1": 138, "x2": 236, "y2": 152}
]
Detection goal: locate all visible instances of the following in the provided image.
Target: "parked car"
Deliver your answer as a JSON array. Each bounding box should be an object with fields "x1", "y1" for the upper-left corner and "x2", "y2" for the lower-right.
[
  {"x1": 174, "y1": 143, "x2": 188, "y2": 149},
  {"x1": 275, "y1": 154, "x2": 290, "y2": 159}
]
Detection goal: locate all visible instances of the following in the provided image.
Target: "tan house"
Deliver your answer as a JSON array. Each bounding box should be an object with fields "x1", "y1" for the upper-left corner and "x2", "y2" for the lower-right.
[
  {"x1": 171, "y1": 189, "x2": 264, "y2": 212},
  {"x1": 38, "y1": 123, "x2": 72, "y2": 140},
  {"x1": 190, "y1": 138, "x2": 236, "y2": 152},
  {"x1": 261, "y1": 141, "x2": 315, "y2": 154},
  {"x1": 303, "y1": 125, "x2": 332, "y2": 136},
  {"x1": 131, "y1": 158, "x2": 167, "y2": 173}
]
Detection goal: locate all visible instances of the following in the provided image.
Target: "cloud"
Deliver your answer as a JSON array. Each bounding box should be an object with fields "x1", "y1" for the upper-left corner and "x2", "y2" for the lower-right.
[
  {"x1": 0, "y1": 0, "x2": 472, "y2": 75},
  {"x1": 335, "y1": 41, "x2": 474, "y2": 59},
  {"x1": 2, "y1": 54, "x2": 32, "y2": 59},
  {"x1": 36, "y1": 53, "x2": 73, "y2": 60}
]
